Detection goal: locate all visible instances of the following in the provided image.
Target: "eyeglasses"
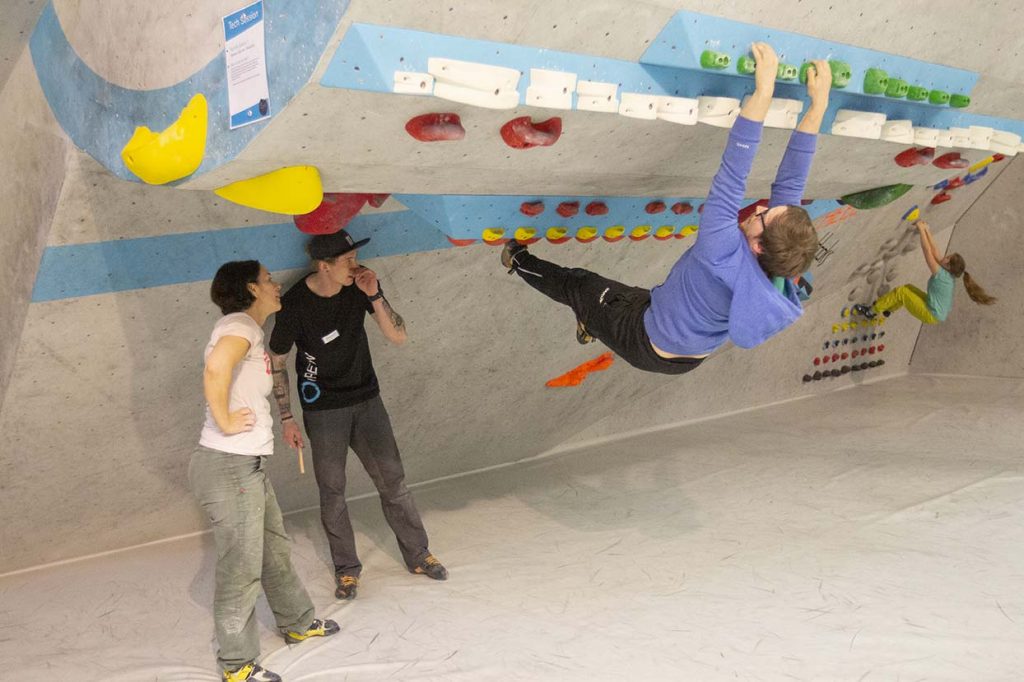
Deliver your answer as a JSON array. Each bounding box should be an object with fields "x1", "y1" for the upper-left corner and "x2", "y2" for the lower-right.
[{"x1": 757, "y1": 211, "x2": 768, "y2": 232}]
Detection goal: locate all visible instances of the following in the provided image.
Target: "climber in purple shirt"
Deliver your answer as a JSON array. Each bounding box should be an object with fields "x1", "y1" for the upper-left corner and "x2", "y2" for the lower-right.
[{"x1": 502, "y1": 43, "x2": 831, "y2": 375}]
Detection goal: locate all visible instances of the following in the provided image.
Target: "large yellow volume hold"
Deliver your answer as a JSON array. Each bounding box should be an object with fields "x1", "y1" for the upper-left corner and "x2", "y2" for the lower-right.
[
  {"x1": 121, "y1": 93, "x2": 208, "y2": 184},
  {"x1": 214, "y1": 166, "x2": 324, "y2": 215}
]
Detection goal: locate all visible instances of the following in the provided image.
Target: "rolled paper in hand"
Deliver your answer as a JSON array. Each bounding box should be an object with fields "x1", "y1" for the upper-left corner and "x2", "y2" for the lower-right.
[{"x1": 297, "y1": 445, "x2": 305, "y2": 474}]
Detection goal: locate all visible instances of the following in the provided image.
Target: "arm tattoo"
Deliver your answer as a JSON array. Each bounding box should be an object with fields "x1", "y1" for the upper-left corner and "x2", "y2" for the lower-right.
[
  {"x1": 269, "y1": 353, "x2": 294, "y2": 421},
  {"x1": 381, "y1": 296, "x2": 405, "y2": 332}
]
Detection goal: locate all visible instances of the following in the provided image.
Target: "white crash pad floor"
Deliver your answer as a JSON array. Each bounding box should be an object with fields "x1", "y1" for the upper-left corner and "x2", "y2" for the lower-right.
[{"x1": 3, "y1": 373, "x2": 1023, "y2": 681}]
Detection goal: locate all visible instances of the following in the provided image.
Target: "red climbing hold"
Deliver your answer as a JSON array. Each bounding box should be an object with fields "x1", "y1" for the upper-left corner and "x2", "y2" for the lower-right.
[
  {"x1": 447, "y1": 237, "x2": 477, "y2": 247},
  {"x1": 645, "y1": 201, "x2": 667, "y2": 215},
  {"x1": 697, "y1": 203, "x2": 705, "y2": 214},
  {"x1": 500, "y1": 116, "x2": 562, "y2": 149},
  {"x1": 556, "y1": 201, "x2": 580, "y2": 218},
  {"x1": 671, "y1": 202, "x2": 693, "y2": 215},
  {"x1": 992, "y1": 153, "x2": 1006, "y2": 162},
  {"x1": 933, "y1": 152, "x2": 969, "y2": 169},
  {"x1": 800, "y1": 199, "x2": 814, "y2": 206},
  {"x1": 585, "y1": 201, "x2": 608, "y2": 216},
  {"x1": 894, "y1": 147, "x2": 935, "y2": 167},
  {"x1": 366, "y1": 193, "x2": 390, "y2": 208},
  {"x1": 294, "y1": 193, "x2": 370, "y2": 235},
  {"x1": 405, "y1": 113, "x2": 466, "y2": 142},
  {"x1": 520, "y1": 201, "x2": 545, "y2": 216},
  {"x1": 841, "y1": 352, "x2": 849, "y2": 360},
  {"x1": 813, "y1": 357, "x2": 821, "y2": 366},
  {"x1": 738, "y1": 199, "x2": 769, "y2": 224},
  {"x1": 931, "y1": 191, "x2": 952, "y2": 205},
  {"x1": 832, "y1": 353, "x2": 840, "y2": 362},
  {"x1": 945, "y1": 176, "x2": 965, "y2": 190},
  {"x1": 877, "y1": 344, "x2": 885, "y2": 352}
]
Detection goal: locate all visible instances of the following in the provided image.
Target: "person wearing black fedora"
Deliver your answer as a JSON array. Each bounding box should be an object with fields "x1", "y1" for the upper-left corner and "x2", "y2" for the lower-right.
[{"x1": 268, "y1": 229, "x2": 447, "y2": 601}]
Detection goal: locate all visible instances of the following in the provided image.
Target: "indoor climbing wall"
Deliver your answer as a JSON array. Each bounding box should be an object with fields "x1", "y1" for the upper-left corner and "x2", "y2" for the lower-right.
[{"x1": 2, "y1": 0, "x2": 1024, "y2": 574}]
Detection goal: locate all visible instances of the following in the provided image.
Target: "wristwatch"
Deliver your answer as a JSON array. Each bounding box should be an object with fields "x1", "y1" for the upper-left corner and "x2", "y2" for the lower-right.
[{"x1": 367, "y1": 286, "x2": 384, "y2": 303}]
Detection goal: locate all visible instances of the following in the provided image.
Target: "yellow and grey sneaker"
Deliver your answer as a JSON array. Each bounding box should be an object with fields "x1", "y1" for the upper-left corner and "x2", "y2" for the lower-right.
[
  {"x1": 576, "y1": 319, "x2": 594, "y2": 345},
  {"x1": 410, "y1": 554, "x2": 449, "y2": 581},
  {"x1": 282, "y1": 618, "x2": 341, "y2": 645},
  {"x1": 335, "y1": 575, "x2": 358, "y2": 600},
  {"x1": 224, "y1": 662, "x2": 280, "y2": 682}
]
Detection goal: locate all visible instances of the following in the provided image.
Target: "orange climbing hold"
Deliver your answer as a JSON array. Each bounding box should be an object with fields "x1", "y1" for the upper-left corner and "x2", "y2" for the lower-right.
[
  {"x1": 585, "y1": 201, "x2": 608, "y2": 216},
  {"x1": 545, "y1": 352, "x2": 615, "y2": 388},
  {"x1": 500, "y1": 116, "x2": 562, "y2": 149},
  {"x1": 671, "y1": 202, "x2": 693, "y2": 215},
  {"x1": 520, "y1": 201, "x2": 545, "y2": 216},
  {"x1": 405, "y1": 113, "x2": 466, "y2": 141},
  {"x1": 556, "y1": 201, "x2": 580, "y2": 218},
  {"x1": 645, "y1": 201, "x2": 666, "y2": 214}
]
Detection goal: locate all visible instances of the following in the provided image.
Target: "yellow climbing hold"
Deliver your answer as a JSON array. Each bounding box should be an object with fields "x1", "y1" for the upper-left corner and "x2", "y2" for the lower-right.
[
  {"x1": 679, "y1": 225, "x2": 698, "y2": 237},
  {"x1": 514, "y1": 227, "x2": 537, "y2": 242},
  {"x1": 653, "y1": 226, "x2": 674, "y2": 239},
  {"x1": 832, "y1": 324, "x2": 841, "y2": 333},
  {"x1": 968, "y1": 156, "x2": 994, "y2": 173},
  {"x1": 482, "y1": 228, "x2": 505, "y2": 243},
  {"x1": 121, "y1": 93, "x2": 208, "y2": 185},
  {"x1": 214, "y1": 166, "x2": 323, "y2": 215},
  {"x1": 903, "y1": 206, "x2": 920, "y2": 223},
  {"x1": 604, "y1": 225, "x2": 626, "y2": 240},
  {"x1": 576, "y1": 226, "x2": 598, "y2": 241},
  {"x1": 546, "y1": 226, "x2": 569, "y2": 242}
]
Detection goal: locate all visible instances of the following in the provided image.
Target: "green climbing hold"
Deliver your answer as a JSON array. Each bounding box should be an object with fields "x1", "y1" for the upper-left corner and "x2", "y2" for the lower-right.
[
  {"x1": 906, "y1": 85, "x2": 929, "y2": 101},
  {"x1": 700, "y1": 50, "x2": 730, "y2": 70},
  {"x1": 777, "y1": 63, "x2": 798, "y2": 81},
  {"x1": 950, "y1": 93, "x2": 970, "y2": 108},
  {"x1": 885, "y1": 78, "x2": 909, "y2": 98},
  {"x1": 800, "y1": 60, "x2": 851, "y2": 88},
  {"x1": 863, "y1": 68, "x2": 889, "y2": 95},
  {"x1": 929, "y1": 89, "x2": 950, "y2": 105},
  {"x1": 839, "y1": 184, "x2": 914, "y2": 210},
  {"x1": 829, "y1": 60, "x2": 851, "y2": 88},
  {"x1": 736, "y1": 55, "x2": 756, "y2": 75}
]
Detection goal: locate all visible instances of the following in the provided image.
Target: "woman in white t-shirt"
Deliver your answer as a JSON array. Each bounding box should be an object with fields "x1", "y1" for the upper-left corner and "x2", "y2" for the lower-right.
[{"x1": 189, "y1": 260, "x2": 339, "y2": 682}]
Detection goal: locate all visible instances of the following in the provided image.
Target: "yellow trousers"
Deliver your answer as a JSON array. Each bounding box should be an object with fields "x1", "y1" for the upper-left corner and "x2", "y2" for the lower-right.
[{"x1": 874, "y1": 284, "x2": 938, "y2": 324}]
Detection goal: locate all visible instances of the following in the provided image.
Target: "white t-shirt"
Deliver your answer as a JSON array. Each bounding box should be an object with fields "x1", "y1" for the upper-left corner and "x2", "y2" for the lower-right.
[{"x1": 198, "y1": 313, "x2": 274, "y2": 456}]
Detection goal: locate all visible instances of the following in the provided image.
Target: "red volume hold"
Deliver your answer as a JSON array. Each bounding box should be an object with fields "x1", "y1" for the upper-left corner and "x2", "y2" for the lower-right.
[
  {"x1": 520, "y1": 201, "x2": 545, "y2": 216},
  {"x1": 671, "y1": 202, "x2": 692, "y2": 215},
  {"x1": 894, "y1": 147, "x2": 935, "y2": 167},
  {"x1": 500, "y1": 116, "x2": 562, "y2": 149},
  {"x1": 931, "y1": 191, "x2": 952, "y2": 205},
  {"x1": 585, "y1": 201, "x2": 608, "y2": 216},
  {"x1": 933, "y1": 152, "x2": 969, "y2": 169},
  {"x1": 645, "y1": 200, "x2": 666, "y2": 214},
  {"x1": 556, "y1": 201, "x2": 580, "y2": 218},
  {"x1": 405, "y1": 113, "x2": 466, "y2": 142},
  {"x1": 294, "y1": 193, "x2": 369, "y2": 235}
]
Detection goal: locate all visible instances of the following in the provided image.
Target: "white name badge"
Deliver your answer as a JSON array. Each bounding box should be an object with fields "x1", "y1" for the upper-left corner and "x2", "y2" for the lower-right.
[{"x1": 322, "y1": 330, "x2": 340, "y2": 344}]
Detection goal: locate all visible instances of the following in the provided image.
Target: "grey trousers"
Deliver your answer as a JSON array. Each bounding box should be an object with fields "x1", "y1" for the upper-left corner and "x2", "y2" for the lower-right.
[
  {"x1": 189, "y1": 447, "x2": 315, "y2": 672},
  {"x1": 303, "y1": 395, "x2": 430, "y2": 577}
]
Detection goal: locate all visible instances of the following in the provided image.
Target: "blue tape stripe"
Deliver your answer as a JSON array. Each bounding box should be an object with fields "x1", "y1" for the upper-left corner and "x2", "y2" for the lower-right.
[
  {"x1": 29, "y1": 0, "x2": 347, "y2": 182},
  {"x1": 31, "y1": 210, "x2": 451, "y2": 302},
  {"x1": 322, "y1": 22, "x2": 1024, "y2": 137}
]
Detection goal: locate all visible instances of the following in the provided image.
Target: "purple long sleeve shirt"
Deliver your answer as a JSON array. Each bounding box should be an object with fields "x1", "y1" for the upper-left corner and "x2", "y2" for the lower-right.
[{"x1": 644, "y1": 116, "x2": 818, "y2": 355}]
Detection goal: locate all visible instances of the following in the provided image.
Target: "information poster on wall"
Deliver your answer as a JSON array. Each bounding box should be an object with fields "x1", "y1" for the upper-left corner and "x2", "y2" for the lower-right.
[{"x1": 223, "y1": 1, "x2": 270, "y2": 129}]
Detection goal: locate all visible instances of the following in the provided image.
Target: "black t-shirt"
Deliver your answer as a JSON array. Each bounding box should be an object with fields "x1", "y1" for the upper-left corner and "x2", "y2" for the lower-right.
[{"x1": 269, "y1": 276, "x2": 379, "y2": 411}]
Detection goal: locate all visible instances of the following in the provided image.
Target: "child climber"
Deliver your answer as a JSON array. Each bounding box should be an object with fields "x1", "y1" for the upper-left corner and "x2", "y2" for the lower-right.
[{"x1": 854, "y1": 220, "x2": 995, "y2": 322}]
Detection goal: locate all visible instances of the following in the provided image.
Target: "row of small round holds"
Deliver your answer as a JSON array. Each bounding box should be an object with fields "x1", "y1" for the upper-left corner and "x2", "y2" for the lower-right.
[
  {"x1": 832, "y1": 318, "x2": 886, "y2": 333},
  {"x1": 814, "y1": 345, "x2": 885, "y2": 365},
  {"x1": 479, "y1": 225, "x2": 699, "y2": 245},
  {"x1": 803, "y1": 360, "x2": 886, "y2": 382},
  {"x1": 823, "y1": 331, "x2": 886, "y2": 350}
]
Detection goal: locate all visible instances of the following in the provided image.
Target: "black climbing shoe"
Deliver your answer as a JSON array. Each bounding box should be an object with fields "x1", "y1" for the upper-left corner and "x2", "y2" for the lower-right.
[{"x1": 501, "y1": 240, "x2": 528, "y2": 274}]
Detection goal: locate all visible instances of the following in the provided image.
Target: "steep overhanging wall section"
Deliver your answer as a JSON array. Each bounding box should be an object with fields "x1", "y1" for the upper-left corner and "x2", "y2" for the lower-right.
[{"x1": 910, "y1": 156, "x2": 1024, "y2": 377}]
